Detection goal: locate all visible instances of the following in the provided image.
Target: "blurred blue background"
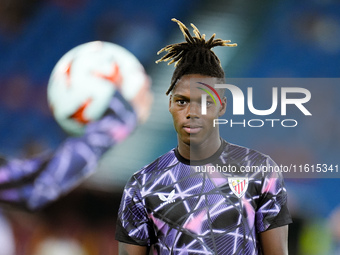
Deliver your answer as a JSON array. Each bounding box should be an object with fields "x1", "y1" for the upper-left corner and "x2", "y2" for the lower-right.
[{"x1": 0, "y1": 0, "x2": 339, "y2": 254}]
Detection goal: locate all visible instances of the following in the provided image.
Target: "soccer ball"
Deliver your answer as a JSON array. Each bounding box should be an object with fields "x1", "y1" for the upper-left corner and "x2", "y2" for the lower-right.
[{"x1": 47, "y1": 41, "x2": 148, "y2": 135}]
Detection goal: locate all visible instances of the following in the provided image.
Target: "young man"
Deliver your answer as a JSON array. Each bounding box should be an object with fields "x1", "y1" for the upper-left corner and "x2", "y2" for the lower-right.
[{"x1": 116, "y1": 19, "x2": 292, "y2": 255}]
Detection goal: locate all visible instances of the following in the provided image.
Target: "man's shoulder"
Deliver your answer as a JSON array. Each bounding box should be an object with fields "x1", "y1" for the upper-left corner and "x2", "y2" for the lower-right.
[
  {"x1": 222, "y1": 140, "x2": 272, "y2": 165},
  {"x1": 132, "y1": 148, "x2": 178, "y2": 179}
]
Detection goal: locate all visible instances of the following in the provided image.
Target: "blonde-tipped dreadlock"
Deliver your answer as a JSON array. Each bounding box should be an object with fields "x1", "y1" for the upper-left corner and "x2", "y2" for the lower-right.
[{"x1": 156, "y1": 18, "x2": 237, "y2": 95}]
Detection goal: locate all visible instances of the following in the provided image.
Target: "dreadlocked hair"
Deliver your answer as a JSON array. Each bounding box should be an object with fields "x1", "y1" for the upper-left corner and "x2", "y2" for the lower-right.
[{"x1": 156, "y1": 18, "x2": 237, "y2": 95}]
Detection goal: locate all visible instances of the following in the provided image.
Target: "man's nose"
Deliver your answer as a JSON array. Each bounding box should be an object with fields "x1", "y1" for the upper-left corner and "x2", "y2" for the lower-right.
[{"x1": 186, "y1": 102, "x2": 200, "y2": 119}]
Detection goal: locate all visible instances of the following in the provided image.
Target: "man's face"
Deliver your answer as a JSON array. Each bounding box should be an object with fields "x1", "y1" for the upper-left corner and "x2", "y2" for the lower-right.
[{"x1": 169, "y1": 74, "x2": 226, "y2": 147}]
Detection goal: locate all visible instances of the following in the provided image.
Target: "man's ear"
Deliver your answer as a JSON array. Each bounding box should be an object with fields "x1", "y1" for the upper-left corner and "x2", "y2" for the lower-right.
[
  {"x1": 218, "y1": 96, "x2": 227, "y2": 117},
  {"x1": 169, "y1": 95, "x2": 172, "y2": 112}
]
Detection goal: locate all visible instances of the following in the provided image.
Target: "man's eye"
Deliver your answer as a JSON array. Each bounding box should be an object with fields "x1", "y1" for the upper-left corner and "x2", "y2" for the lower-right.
[
  {"x1": 177, "y1": 100, "x2": 187, "y2": 105},
  {"x1": 207, "y1": 101, "x2": 214, "y2": 106}
]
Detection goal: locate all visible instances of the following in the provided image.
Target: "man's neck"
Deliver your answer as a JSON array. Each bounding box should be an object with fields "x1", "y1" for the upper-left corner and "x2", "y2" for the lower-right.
[{"x1": 177, "y1": 137, "x2": 222, "y2": 161}]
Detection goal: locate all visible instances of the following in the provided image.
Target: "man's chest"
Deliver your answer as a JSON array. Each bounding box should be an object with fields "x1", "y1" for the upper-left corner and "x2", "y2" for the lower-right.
[{"x1": 142, "y1": 172, "x2": 261, "y2": 233}]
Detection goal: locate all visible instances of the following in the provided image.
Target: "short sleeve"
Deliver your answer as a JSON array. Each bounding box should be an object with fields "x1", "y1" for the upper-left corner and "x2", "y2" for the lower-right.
[
  {"x1": 115, "y1": 176, "x2": 155, "y2": 246},
  {"x1": 255, "y1": 157, "x2": 293, "y2": 233}
]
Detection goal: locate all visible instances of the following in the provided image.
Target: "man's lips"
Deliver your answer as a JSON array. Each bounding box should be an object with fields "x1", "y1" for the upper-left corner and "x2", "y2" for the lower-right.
[{"x1": 183, "y1": 125, "x2": 202, "y2": 134}]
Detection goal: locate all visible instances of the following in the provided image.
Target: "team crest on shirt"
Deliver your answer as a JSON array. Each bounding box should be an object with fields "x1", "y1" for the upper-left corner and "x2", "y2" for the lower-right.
[{"x1": 228, "y1": 177, "x2": 248, "y2": 198}]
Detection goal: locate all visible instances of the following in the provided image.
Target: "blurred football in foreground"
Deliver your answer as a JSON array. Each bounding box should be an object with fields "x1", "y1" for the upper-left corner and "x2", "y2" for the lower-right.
[{"x1": 47, "y1": 41, "x2": 149, "y2": 135}]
